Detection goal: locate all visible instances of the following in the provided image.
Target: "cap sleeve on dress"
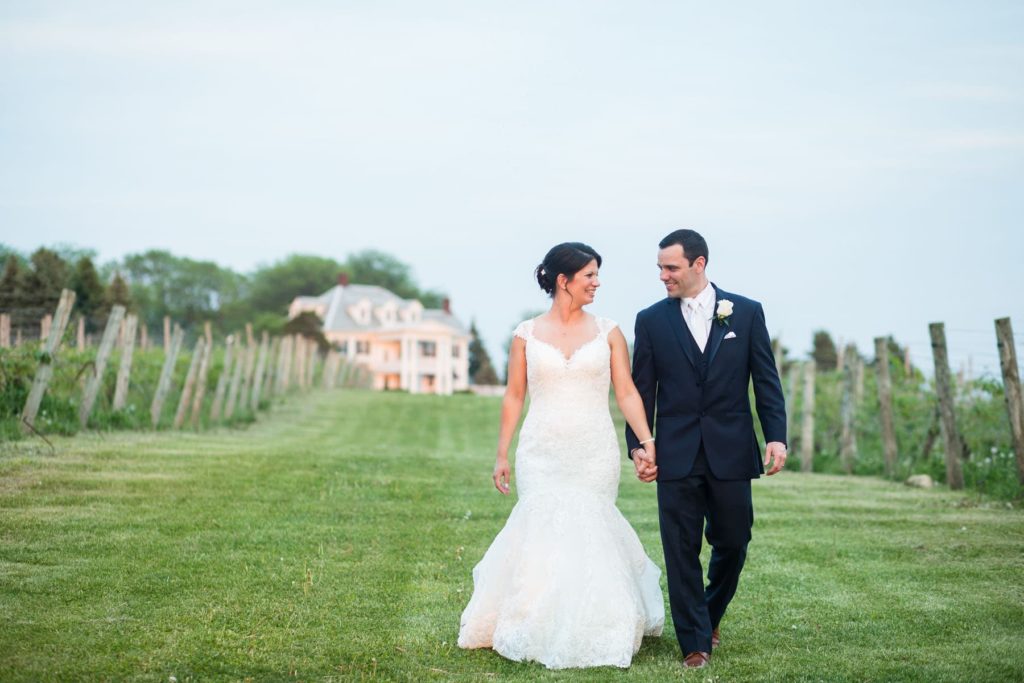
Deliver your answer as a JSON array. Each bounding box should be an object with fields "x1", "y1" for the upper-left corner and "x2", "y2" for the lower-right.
[
  {"x1": 599, "y1": 317, "x2": 619, "y2": 335},
  {"x1": 513, "y1": 320, "x2": 532, "y2": 341}
]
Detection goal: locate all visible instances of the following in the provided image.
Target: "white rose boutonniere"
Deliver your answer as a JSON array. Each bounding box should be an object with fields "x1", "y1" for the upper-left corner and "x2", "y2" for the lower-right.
[{"x1": 715, "y1": 299, "x2": 734, "y2": 327}]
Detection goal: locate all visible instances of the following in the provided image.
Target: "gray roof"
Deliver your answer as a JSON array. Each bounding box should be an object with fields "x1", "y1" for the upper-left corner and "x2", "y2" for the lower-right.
[
  {"x1": 421, "y1": 309, "x2": 469, "y2": 335},
  {"x1": 295, "y1": 284, "x2": 469, "y2": 336}
]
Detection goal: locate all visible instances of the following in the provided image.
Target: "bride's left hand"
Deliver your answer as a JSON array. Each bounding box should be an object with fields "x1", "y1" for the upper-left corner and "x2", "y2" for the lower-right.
[{"x1": 493, "y1": 458, "x2": 512, "y2": 495}]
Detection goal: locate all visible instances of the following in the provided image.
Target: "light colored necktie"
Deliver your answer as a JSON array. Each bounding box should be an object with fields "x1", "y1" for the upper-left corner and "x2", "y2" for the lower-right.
[{"x1": 686, "y1": 300, "x2": 708, "y2": 352}]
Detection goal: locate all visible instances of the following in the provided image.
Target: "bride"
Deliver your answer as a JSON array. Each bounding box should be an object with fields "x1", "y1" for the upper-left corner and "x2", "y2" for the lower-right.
[{"x1": 458, "y1": 242, "x2": 665, "y2": 669}]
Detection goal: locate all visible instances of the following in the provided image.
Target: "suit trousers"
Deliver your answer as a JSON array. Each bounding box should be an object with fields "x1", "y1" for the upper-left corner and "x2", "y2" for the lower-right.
[{"x1": 656, "y1": 446, "x2": 753, "y2": 655}]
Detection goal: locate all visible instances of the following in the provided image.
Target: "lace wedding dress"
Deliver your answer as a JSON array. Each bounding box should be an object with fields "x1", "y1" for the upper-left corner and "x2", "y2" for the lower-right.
[{"x1": 458, "y1": 317, "x2": 664, "y2": 669}]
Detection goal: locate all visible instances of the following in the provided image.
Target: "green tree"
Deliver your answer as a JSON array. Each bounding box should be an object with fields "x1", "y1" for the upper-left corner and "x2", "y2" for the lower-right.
[
  {"x1": 99, "y1": 272, "x2": 133, "y2": 325},
  {"x1": 0, "y1": 254, "x2": 29, "y2": 332},
  {"x1": 342, "y1": 250, "x2": 445, "y2": 307},
  {"x1": 22, "y1": 248, "x2": 69, "y2": 316},
  {"x1": 248, "y1": 254, "x2": 342, "y2": 316},
  {"x1": 120, "y1": 250, "x2": 248, "y2": 332},
  {"x1": 69, "y1": 256, "x2": 105, "y2": 331},
  {"x1": 812, "y1": 330, "x2": 838, "y2": 372},
  {"x1": 283, "y1": 311, "x2": 330, "y2": 352},
  {"x1": 0, "y1": 254, "x2": 24, "y2": 306},
  {"x1": 49, "y1": 244, "x2": 98, "y2": 265},
  {"x1": 0, "y1": 244, "x2": 26, "y2": 267},
  {"x1": 469, "y1": 320, "x2": 499, "y2": 385}
]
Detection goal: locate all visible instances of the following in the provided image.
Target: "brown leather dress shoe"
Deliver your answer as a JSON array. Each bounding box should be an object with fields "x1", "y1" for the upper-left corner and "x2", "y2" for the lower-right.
[
  {"x1": 683, "y1": 651, "x2": 711, "y2": 668},
  {"x1": 712, "y1": 627, "x2": 721, "y2": 650}
]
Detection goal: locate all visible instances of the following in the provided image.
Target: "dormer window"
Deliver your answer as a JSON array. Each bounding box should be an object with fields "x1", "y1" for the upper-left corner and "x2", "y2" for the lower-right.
[
  {"x1": 402, "y1": 301, "x2": 423, "y2": 323},
  {"x1": 347, "y1": 300, "x2": 372, "y2": 325},
  {"x1": 374, "y1": 301, "x2": 399, "y2": 326}
]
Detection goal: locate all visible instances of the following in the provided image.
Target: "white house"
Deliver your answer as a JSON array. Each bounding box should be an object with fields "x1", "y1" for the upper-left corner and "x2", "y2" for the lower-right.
[{"x1": 288, "y1": 274, "x2": 471, "y2": 395}]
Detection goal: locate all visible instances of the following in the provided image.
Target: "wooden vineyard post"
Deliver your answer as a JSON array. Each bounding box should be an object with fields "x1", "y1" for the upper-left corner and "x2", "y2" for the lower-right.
[
  {"x1": 276, "y1": 335, "x2": 292, "y2": 394},
  {"x1": 238, "y1": 324, "x2": 256, "y2": 412},
  {"x1": 874, "y1": 337, "x2": 898, "y2": 478},
  {"x1": 785, "y1": 363, "x2": 800, "y2": 446},
  {"x1": 21, "y1": 289, "x2": 76, "y2": 434},
  {"x1": 290, "y1": 334, "x2": 299, "y2": 390},
  {"x1": 173, "y1": 337, "x2": 205, "y2": 429},
  {"x1": 305, "y1": 339, "x2": 317, "y2": 388},
  {"x1": 210, "y1": 335, "x2": 235, "y2": 422},
  {"x1": 163, "y1": 316, "x2": 171, "y2": 349},
  {"x1": 261, "y1": 336, "x2": 280, "y2": 401},
  {"x1": 150, "y1": 324, "x2": 184, "y2": 428},
  {"x1": 995, "y1": 317, "x2": 1024, "y2": 484},
  {"x1": 839, "y1": 345, "x2": 858, "y2": 474},
  {"x1": 293, "y1": 335, "x2": 305, "y2": 390},
  {"x1": 339, "y1": 357, "x2": 353, "y2": 387},
  {"x1": 224, "y1": 336, "x2": 246, "y2": 419},
  {"x1": 77, "y1": 316, "x2": 85, "y2": 350},
  {"x1": 190, "y1": 327, "x2": 214, "y2": 429},
  {"x1": 40, "y1": 314, "x2": 52, "y2": 341},
  {"x1": 771, "y1": 337, "x2": 783, "y2": 377},
  {"x1": 853, "y1": 351, "x2": 864, "y2": 406},
  {"x1": 250, "y1": 331, "x2": 270, "y2": 411},
  {"x1": 929, "y1": 322, "x2": 964, "y2": 490},
  {"x1": 190, "y1": 331, "x2": 214, "y2": 428},
  {"x1": 0, "y1": 313, "x2": 10, "y2": 347},
  {"x1": 323, "y1": 351, "x2": 338, "y2": 389},
  {"x1": 78, "y1": 305, "x2": 125, "y2": 428},
  {"x1": 112, "y1": 314, "x2": 139, "y2": 410},
  {"x1": 294, "y1": 334, "x2": 302, "y2": 389},
  {"x1": 800, "y1": 360, "x2": 816, "y2": 472},
  {"x1": 904, "y1": 347, "x2": 912, "y2": 379},
  {"x1": 140, "y1": 324, "x2": 148, "y2": 350}
]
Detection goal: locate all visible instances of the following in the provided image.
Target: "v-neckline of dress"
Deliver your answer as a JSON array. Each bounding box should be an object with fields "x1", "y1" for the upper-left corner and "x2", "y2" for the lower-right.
[{"x1": 528, "y1": 319, "x2": 604, "y2": 365}]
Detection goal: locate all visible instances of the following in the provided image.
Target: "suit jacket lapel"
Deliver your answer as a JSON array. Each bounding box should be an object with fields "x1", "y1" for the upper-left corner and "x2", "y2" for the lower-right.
[
  {"x1": 705, "y1": 283, "x2": 728, "y2": 368},
  {"x1": 665, "y1": 298, "x2": 698, "y2": 370}
]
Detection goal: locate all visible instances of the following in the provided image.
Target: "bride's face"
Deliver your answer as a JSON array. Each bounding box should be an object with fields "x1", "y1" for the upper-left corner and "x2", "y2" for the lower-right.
[{"x1": 561, "y1": 259, "x2": 600, "y2": 306}]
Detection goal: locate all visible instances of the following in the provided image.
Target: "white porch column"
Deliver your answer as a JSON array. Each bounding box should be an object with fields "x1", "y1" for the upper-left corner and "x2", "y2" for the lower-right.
[
  {"x1": 455, "y1": 340, "x2": 469, "y2": 390},
  {"x1": 440, "y1": 336, "x2": 452, "y2": 395},
  {"x1": 400, "y1": 336, "x2": 410, "y2": 391},
  {"x1": 409, "y1": 336, "x2": 419, "y2": 394}
]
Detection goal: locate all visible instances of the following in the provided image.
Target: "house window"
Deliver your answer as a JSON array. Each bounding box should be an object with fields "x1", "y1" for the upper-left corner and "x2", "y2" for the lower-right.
[
  {"x1": 338, "y1": 341, "x2": 348, "y2": 354},
  {"x1": 357, "y1": 340, "x2": 370, "y2": 354},
  {"x1": 419, "y1": 341, "x2": 437, "y2": 357}
]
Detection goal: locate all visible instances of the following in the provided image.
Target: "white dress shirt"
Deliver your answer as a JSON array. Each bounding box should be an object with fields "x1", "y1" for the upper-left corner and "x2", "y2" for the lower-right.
[{"x1": 681, "y1": 281, "x2": 715, "y2": 352}]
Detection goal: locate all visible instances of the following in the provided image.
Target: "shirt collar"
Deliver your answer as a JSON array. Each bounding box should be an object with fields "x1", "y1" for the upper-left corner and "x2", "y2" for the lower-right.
[{"x1": 682, "y1": 281, "x2": 715, "y2": 312}]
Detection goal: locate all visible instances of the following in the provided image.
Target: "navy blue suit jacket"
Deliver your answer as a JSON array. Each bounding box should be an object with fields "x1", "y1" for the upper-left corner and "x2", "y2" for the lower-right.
[{"x1": 625, "y1": 284, "x2": 787, "y2": 481}]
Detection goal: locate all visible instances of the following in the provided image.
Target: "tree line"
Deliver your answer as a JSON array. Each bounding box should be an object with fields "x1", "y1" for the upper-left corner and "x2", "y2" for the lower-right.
[
  {"x1": 0, "y1": 243, "x2": 503, "y2": 385},
  {"x1": 0, "y1": 245, "x2": 446, "y2": 336}
]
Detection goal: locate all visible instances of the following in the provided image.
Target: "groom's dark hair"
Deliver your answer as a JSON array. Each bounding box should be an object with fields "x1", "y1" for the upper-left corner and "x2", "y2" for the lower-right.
[{"x1": 659, "y1": 229, "x2": 708, "y2": 266}]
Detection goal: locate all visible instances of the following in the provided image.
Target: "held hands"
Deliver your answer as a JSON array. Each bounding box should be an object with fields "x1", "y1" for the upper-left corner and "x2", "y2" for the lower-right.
[
  {"x1": 632, "y1": 442, "x2": 658, "y2": 483},
  {"x1": 493, "y1": 456, "x2": 511, "y2": 495},
  {"x1": 764, "y1": 441, "x2": 788, "y2": 476}
]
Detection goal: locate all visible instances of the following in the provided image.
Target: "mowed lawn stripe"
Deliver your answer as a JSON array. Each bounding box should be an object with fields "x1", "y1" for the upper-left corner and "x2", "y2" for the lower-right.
[{"x1": 2, "y1": 390, "x2": 1023, "y2": 682}]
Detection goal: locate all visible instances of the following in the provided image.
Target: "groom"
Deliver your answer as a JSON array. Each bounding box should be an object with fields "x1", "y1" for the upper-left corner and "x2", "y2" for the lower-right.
[{"x1": 626, "y1": 229, "x2": 787, "y2": 669}]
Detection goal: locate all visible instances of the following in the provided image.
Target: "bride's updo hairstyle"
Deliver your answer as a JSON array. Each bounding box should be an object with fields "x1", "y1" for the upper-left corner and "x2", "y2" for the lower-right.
[{"x1": 535, "y1": 242, "x2": 602, "y2": 297}]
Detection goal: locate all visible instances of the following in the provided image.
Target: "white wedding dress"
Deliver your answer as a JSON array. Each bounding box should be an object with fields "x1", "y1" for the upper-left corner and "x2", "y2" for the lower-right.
[{"x1": 458, "y1": 316, "x2": 664, "y2": 669}]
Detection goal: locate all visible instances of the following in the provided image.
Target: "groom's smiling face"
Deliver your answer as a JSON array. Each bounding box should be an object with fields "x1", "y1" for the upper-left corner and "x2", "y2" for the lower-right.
[{"x1": 658, "y1": 244, "x2": 706, "y2": 299}]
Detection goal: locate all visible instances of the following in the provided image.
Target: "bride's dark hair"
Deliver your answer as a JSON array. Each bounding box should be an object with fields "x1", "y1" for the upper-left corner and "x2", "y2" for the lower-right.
[{"x1": 535, "y1": 242, "x2": 602, "y2": 297}]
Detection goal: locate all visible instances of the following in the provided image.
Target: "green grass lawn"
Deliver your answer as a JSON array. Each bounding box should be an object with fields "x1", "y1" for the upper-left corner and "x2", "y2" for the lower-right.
[{"x1": 2, "y1": 390, "x2": 1023, "y2": 682}]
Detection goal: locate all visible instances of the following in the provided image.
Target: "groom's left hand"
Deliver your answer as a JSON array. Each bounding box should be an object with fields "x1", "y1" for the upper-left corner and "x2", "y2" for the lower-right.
[{"x1": 764, "y1": 442, "x2": 787, "y2": 476}]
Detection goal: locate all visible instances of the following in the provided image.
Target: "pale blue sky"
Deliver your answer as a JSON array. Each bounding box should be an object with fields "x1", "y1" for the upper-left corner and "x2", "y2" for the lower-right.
[{"x1": 2, "y1": 1, "x2": 1023, "y2": 376}]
